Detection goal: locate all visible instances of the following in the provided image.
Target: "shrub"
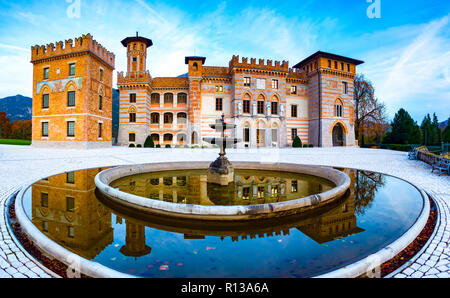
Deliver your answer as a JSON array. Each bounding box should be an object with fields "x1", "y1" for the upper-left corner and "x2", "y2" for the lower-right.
[
  {"x1": 144, "y1": 136, "x2": 155, "y2": 148},
  {"x1": 308, "y1": 144, "x2": 313, "y2": 148},
  {"x1": 156, "y1": 144, "x2": 161, "y2": 148},
  {"x1": 165, "y1": 144, "x2": 171, "y2": 148},
  {"x1": 129, "y1": 143, "x2": 135, "y2": 147},
  {"x1": 389, "y1": 144, "x2": 412, "y2": 152},
  {"x1": 302, "y1": 144, "x2": 308, "y2": 148},
  {"x1": 137, "y1": 144, "x2": 142, "y2": 148},
  {"x1": 292, "y1": 136, "x2": 302, "y2": 148}
]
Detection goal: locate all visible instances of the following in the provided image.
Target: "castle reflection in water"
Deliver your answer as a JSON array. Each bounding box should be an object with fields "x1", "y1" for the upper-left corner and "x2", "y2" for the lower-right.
[{"x1": 31, "y1": 168, "x2": 374, "y2": 260}]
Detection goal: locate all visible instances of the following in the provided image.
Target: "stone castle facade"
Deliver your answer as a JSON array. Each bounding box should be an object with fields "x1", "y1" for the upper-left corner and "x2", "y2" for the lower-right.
[
  {"x1": 30, "y1": 33, "x2": 363, "y2": 149},
  {"x1": 117, "y1": 34, "x2": 363, "y2": 148}
]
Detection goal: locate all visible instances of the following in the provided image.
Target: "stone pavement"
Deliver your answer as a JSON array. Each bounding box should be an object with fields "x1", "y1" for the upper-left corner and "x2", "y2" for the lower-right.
[{"x1": 0, "y1": 145, "x2": 448, "y2": 278}]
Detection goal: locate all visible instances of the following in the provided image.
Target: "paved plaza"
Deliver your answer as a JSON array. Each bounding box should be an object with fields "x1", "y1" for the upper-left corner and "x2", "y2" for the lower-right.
[{"x1": 0, "y1": 145, "x2": 448, "y2": 278}]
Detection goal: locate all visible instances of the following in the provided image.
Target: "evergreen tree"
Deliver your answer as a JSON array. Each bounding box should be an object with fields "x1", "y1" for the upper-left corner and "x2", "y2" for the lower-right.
[
  {"x1": 443, "y1": 118, "x2": 450, "y2": 143},
  {"x1": 144, "y1": 135, "x2": 155, "y2": 148},
  {"x1": 292, "y1": 136, "x2": 302, "y2": 148},
  {"x1": 421, "y1": 114, "x2": 433, "y2": 146},
  {"x1": 390, "y1": 108, "x2": 416, "y2": 144},
  {"x1": 431, "y1": 113, "x2": 442, "y2": 146}
]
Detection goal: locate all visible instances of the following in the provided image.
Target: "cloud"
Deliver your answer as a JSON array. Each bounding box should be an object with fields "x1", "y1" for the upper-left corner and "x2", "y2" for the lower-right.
[{"x1": 358, "y1": 14, "x2": 450, "y2": 121}]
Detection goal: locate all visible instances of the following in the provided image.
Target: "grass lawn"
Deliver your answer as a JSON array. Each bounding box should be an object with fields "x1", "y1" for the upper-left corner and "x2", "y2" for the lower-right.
[{"x1": 0, "y1": 139, "x2": 31, "y2": 145}]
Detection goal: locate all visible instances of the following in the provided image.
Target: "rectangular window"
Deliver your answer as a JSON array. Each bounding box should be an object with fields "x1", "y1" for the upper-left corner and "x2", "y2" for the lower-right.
[
  {"x1": 272, "y1": 79, "x2": 278, "y2": 89},
  {"x1": 130, "y1": 93, "x2": 136, "y2": 103},
  {"x1": 42, "y1": 221, "x2": 48, "y2": 232},
  {"x1": 98, "y1": 122, "x2": 102, "y2": 138},
  {"x1": 347, "y1": 64, "x2": 351, "y2": 72},
  {"x1": 341, "y1": 62, "x2": 344, "y2": 70},
  {"x1": 69, "y1": 63, "x2": 75, "y2": 76},
  {"x1": 129, "y1": 133, "x2": 136, "y2": 142},
  {"x1": 244, "y1": 128, "x2": 250, "y2": 143},
  {"x1": 343, "y1": 82, "x2": 348, "y2": 94},
  {"x1": 99, "y1": 68, "x2": 103, "y2": 81},
  {"x1": 215, "y1": 98, "x2": 223, "y2": 111},
  {"x1": 41, "y1": 193, "x2": 48, "y2": 207},
  {"x1": 291, "y1": 105, "x2": 298, "y2": 118},
  {"x1": 43, "y1": 67, "x2": 49, "y2": 80},
  {"x1": 271, "y1": 102, "x2": 278, "y2": 115},
  {"x1": 67, "y1": 91, "x2": 75, "y2": 107},
  {"x1": 215, "y1": 85, "x2": 223, "y2": 93},
  {"x1": 257, "y1": 101, "x2": 265, "y2": 114},
  {"x1": 66, "y1": 171, "x2": 75, "y2": 184},
  {"x1": 291, "y1": 180, "x2": 298, "y2": 193},
  {"x1": 291, "y1": 85, "x2": 297, "y2": 95},
  {"x1": 244, "y1": 77, "x2": 251, "y2": 87},
  {"x1": 67, "y1": 121, "x2": 75, "y2": 137},
  {"x1": 272, "y1": 129, "x2": 278, "y2": 143},
  {"x1": 256, "y1": 79, "x2": 265, "y2": 90},
  {"x1": 99, "y1": 95, "x2": 102, "y2": 110},
  {"x1": 129, "y1": 113, "x2": 136, "y2": 123},
  {"x1": 328, "y1": 60, "x2": 331, "y2": 68},
  {"x1": 42, "y1": 94, "x2": 49, "y2": 109},
  {"x1": 334, "y1": 61, "x2": 338, "y2": 69},
  {"x1": 66, "y1": 197, "x2": 75, "y2": 212},
  {"x1": 243, "y1": 100, "x2": 250, "y2": 114},
  {"x1": 68, "y1": 226, "x2": 75, "y2": 238},
  {"x1": 291, "y1": 128, "x2": 298, "y2": 140},
  {"x1": 41, "y1": 122, "x2": 48, "y2": 137}
]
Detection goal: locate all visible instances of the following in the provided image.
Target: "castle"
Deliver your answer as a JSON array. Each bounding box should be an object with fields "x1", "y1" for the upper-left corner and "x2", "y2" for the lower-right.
[{"x1": 31, "y1": 33, "x2": 363, "y2": 148}]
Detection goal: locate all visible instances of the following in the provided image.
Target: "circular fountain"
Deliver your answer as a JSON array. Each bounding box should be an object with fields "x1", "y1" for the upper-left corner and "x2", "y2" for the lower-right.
[{"x1": 95, "y1": 116, "x2": 351, "y2": 221}]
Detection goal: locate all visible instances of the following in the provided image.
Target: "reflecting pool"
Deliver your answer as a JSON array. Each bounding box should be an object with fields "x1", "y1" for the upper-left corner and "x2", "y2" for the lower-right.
[
  {"x1": 109, "y1": 169, "x2": 335, "y2": 206},
  {"x1": 21, "y1": 167, "x2": 425, "y2": 277}
]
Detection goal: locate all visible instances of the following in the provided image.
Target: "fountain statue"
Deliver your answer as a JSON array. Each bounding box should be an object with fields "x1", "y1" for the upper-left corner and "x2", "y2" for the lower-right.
[{"x1": 203, "y1": 114, "x2": 241, "y2": 186}]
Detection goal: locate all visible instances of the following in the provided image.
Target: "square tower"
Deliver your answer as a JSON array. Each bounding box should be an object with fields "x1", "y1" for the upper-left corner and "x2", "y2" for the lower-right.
[
  {"x1": 293, "y1": 51, "x2": 363, "y2": 147},
  {"x1": 31, "y1": 33, "x2": 115, "y2": 149}
]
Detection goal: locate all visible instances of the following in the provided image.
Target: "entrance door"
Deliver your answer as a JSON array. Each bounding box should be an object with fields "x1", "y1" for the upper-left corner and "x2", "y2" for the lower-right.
[{"x1": 332, "y1": 123, "x2": 344, "y2": 147}]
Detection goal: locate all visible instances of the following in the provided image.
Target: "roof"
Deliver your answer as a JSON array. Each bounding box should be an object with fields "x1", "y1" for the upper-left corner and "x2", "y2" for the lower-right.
[
  {"x1": 293, "y1": 51, "x2": 364, "y2": 68},
  {"x1": 121, "y1": 34, "x2": 153, "y2": 48},
  {"x1": 151, "y1": 77, "x2": 189, "y2": 88},
  {"x1": 185, "y1": 56, "x2": 206, "y2": 64}
]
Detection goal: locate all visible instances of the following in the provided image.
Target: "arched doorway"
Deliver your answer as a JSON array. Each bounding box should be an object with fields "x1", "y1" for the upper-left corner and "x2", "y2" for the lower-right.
[
  {"x1": 191, "y1": 131, "x2": 198, "y2": 145},
  {"x1": 332, "y1": 123, "x2": 345, "y2": 147}
]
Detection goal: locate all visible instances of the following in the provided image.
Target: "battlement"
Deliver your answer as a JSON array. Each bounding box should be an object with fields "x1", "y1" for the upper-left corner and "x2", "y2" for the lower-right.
[
  {"x1": 287, "y1": 67, "x2": 307, "y2": 79},
  {"x1": 31, "y1": 33, "x2": 115, "y2": 68},
  {"x1": 229, "y1": 55, "x2": 289, "y2": 72},
  {"x1": 117, "y1": 71, "x2": 151, "y2": 85}
]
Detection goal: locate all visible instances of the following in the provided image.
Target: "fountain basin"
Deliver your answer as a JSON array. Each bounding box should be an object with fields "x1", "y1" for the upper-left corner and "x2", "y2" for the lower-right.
[{"x1": 94, "y1": 162, "x2": 351, "y2": 221}]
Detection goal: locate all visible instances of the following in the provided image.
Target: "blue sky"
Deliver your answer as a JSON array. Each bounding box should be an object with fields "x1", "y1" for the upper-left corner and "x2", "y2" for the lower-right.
[{"x1": 0, "y1": 0, "x2": 449, "y2": 123}]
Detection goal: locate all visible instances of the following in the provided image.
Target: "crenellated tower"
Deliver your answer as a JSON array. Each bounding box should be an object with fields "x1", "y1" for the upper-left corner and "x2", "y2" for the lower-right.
[{"x1": 30, "y1": 33, "x2": 115, "y2": 149}]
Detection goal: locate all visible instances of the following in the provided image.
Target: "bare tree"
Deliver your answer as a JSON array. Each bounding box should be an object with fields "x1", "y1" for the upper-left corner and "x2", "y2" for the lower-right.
[{"x1": 353, "y1": 74, "x2": 388, "y2": 145}]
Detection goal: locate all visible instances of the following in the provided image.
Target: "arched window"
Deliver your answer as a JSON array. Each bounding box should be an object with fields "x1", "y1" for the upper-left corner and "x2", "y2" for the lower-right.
[
  {"x1": 164, "y1": 113, "x2": 173, "y2": 124},
  {"x1": 177, "y1": 112, "x2": 187, "y2": 124},
  {"x1": 271, "y1": 96, "x2": 279, "y2": 115},
  {"x1": 164, "y1": 93, "x2": 173, "y2": 105},
  {"x1": 151, "y1": 113, "x2": 160, "y2": 124},
  {"x1": 193, "y1": 62, "x2": 198, "y2": 71},
  {"x1": 151, "y1": 93, "x2": 160, "y2": 105},
  {"x1": 335, "y1": 99, "x2": 343, "y2": 118},
  {"x1": 177, "y1": 93, "x2": 187, "y2": 105},
  {"x1": 177, "y1": 134, "x2": 187, "y2": 144},
  {"x1": 164, "y1": 134, "x2": 173, "y2": 142},
  {"x1": 151, "y1": 133, "x2": 159, "y2": 144},
  {"x1": 129, "y1": 106, "x2": 136, "y2": 123},
  {"x1": 243, "y1": 93, "x2": 251, "y2": 114}
]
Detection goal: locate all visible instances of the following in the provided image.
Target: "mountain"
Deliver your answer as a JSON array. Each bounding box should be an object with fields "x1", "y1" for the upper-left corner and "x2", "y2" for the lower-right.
[
  {"x1": 0, "y1": 95, "x2": 32, "y2": 121},
  {"x1": 439, "y1": 119, "x2": 449, "y2": 131}
]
